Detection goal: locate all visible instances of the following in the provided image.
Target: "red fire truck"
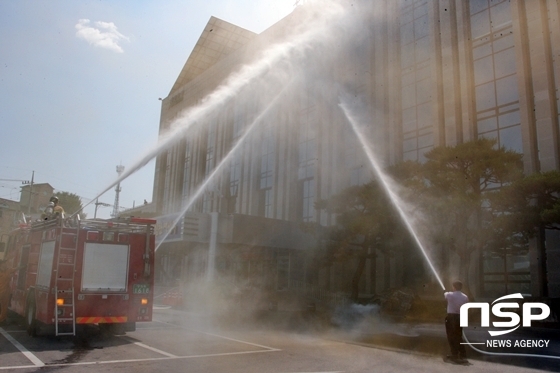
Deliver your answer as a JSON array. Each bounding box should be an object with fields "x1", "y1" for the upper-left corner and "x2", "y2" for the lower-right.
[{"x1": 4, "y1": 215, "x2": 155, "y2": 336}]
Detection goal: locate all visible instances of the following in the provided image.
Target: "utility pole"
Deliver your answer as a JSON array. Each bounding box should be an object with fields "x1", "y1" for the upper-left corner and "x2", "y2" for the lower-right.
[
  {"x1": 112, "y1": 165, "x2": 125, "y2": 218},
  {"x1": 21, "y1": 171, "x2": 35, "y2": 215},
  {"x1": 94, "y1": 199, "x2": 111, "y2": 219}
]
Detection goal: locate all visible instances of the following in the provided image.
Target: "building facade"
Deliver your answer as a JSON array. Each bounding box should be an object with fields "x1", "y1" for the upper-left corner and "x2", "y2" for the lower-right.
[
  {"x1": 153, "y1": 0, "x2": 560, "y2": 301},
  {"x1": 19, "y1": 183, "x2": 54, "y2": 218}
]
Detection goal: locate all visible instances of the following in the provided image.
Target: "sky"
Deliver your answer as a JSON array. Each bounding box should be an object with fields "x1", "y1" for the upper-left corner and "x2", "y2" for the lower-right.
[{"x1": 0, "y1": 0, "x2": 295, "y2": 219}]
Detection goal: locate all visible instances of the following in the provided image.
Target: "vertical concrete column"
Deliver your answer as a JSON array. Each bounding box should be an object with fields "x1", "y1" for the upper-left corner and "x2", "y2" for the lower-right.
[
  {"x1": 436, "y1": 0, "x2": 464, "y2": 147},
  {"x1": 455, "y1": 0, "x2": 477, "y2": 143},
  {"x1": 524, "y1": 0, "x2": 560, "y2": 171},
  {"x1": 207, "y1": 212, "x2": 218, "y2": 282},
  {"x1": 511, "y1": 0, "x2": 540, "y2": 173}
]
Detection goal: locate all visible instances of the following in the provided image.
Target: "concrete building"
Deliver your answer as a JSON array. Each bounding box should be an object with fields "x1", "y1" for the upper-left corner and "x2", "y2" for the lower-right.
[
  {"x1": 19, "y1": 183, "x2": 54, "y2": 218},
  {"x1": 153, "y1": 0, "x2": 560, "y2": 301},
  {"x1": 0, "y1": 198, "x2": 21, "y2": 260}
]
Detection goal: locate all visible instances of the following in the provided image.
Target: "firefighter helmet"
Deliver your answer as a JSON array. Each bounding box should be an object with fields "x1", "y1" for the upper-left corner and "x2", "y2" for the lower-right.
[{"x1": 49, "y1": 196, "x2": 59, "y2": 204}]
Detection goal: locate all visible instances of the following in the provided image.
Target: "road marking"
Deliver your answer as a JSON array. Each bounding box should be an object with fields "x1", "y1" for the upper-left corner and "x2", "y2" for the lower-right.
[
  {"x1": 0, "y1": 327, "x2": 45, "y2": 367},
  {"x1": 0, "y1": 313, "x2": 282, "y2": 370},
  {"x1": 119, "y1": 336, "x2": 177, "y2": 358},
  {"x1": 0, "y1": 348, "x2": 279, "y2": 370},
  {"x1": 152, "y1": 318, "x2": 280, "y2": 351},
  {"x1": 196, "y1": 330, "x2": 281, "y2": 351}
]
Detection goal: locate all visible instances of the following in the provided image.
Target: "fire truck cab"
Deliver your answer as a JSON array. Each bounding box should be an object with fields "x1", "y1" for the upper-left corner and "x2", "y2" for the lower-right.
[{"x1": 5, "y1": 215, "x2": 155, "y2": 336}]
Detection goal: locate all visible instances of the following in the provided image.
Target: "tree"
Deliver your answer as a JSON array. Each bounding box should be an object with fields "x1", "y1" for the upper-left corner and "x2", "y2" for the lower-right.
[
  {"x1": 315, "y1": 181, "x2": 402, "y2": 301},
  {"x1": 493, "y1": 170, "x2": 560, "y2": 231},
  {"x1": 487, "y1": 170, "x2": 560, "y2": 295},
  {"x1": 54, "y1": 191, "x2": 87, "y2": 219},
  {"x1": 390, "y1": 138, "x2": 524, "y2": 296}
]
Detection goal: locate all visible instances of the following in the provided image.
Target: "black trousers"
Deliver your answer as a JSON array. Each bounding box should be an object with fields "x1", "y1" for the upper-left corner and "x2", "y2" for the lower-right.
[{"x1": 445, "y1": 313, "x2": 466, "y2": 358}]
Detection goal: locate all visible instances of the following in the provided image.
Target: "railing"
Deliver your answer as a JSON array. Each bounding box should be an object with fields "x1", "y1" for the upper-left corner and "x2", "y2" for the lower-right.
[{"x1": 29, "y1": 216, "x2": 155, "y2": 234}]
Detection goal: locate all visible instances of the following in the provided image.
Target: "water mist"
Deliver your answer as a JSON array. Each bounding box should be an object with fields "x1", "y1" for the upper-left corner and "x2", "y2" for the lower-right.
[
  {"x1": 154, "y1": 83, "x2": 292, "y2": 251},
  {"x1": 75, "y1": 0, "x2": 359, "y2": 216},
  {"x1": 339, "y1": 99, "x2": 446, "y2": 291}
]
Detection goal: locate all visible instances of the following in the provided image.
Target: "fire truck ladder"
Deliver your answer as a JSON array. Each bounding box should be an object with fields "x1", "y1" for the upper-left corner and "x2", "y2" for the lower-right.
[{"x1": 54, "y1": 223, "x2": 79, "y2": 336}]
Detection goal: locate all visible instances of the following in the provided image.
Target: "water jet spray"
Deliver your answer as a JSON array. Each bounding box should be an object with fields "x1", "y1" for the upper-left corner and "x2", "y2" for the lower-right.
[
  {"x1": 339, "y1": 99, "x2": 446, "y2": 291},
  {"x1": 72, "y1": 0, "x2": 354, "y2": 218},
  {"x1": 155, "y1": 82, "x2": 292, "y2": 251}
]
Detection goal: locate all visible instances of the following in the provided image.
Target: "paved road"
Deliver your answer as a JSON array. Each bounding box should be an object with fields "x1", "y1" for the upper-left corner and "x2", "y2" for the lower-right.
[{"x1": 0, "y1": 307, "x2": 557, "y2": 372}]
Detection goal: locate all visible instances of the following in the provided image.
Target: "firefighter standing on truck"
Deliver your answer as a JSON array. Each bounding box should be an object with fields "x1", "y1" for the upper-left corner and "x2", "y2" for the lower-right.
[{"x1": 42, "y1": 196, "x2": 65, "y2": 220}]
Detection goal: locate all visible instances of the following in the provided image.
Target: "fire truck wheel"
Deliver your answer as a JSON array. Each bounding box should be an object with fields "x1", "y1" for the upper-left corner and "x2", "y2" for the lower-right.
[{"x1": 25, "y1": 299, "x2": 38, "y2": 337}]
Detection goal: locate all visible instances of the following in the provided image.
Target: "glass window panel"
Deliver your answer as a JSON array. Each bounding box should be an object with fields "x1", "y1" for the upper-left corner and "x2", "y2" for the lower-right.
[
  {"x1": 350, "y1": 168, "x2": 360, "y2": 186},
  {"x1": 414, "y1": 2, "x2": 429, "y2": 17},
  {"x1": 402, "y1": 84, "x2": 416, "y2": 108},
  {"x1": 418, "y1": 133, "x2": 433, "y2": 148},
  {"x1": 307, "y1": 164, "x2": 315, "y2": 179},
  {"x1": 499, "y1": 102, "x2": 520, "y2": 113},
  {"x1": 417, "y1": 102, "x2": 432, "y2": 127},
  {"x1": 403, "y1": 131, "x2": 416, "y2": 139},
  {"x1": 418, "y1": 147, "x2": 432, "y2": 162},
  {"x1": 302, "y1": 179, "x2": 315, "y2": 222},
  {"x1": 308, "y1": 141, "x2": 316, "y2": 159},
  {"x1": 493, "y1": 34, "x2": 514, "y2": 52},
  {"x1": 401, "y1": 21, "x2": 414, "y2": 46},
  {"x1": 494, "y1": 48, "x2": 516, "y2": 79},
  {"x1": 400, "y1": 9, "x2": 413, "y2": 25},
  {"x1": 496, "y1": 75, "x2": 519, "y2": 106},
  {"x1": 480, "y1": 131, "x2": 498, "y2": 141},
  {"x1": 403, "y1": 150, "x2": 418, "y2": 161},
  {"x1": 499, "y1": 125, "x2": 523, "y2": 153},
  {"x1": 403, "y1": 138, "x2": 417, "y2": 152},
  {"x1": 470, "y1": 0, "x2": 489, "y2": 15},
  {"x1": 401, "y1": 45, "x2": 415, "y2": 68},
  {"x1": 402, "y1": 106, "x2": 416, "y2": 125},
  {"x1": 498, "y1": 111, "x2": 520, "y2": 128},
  {"x1": 414, "y1": 14, "x2": 429, "y2": 39},
  {"x1": 490, "y1": 0, "x2": 511, "y2": 30},
  {"x1": 416, "y1": 79, "x2": 431, "y2": 104},
  {"x1": 264, "y1": 189, "x2": 273, "y2": 218},
  {"x1": 416, "y1": 36, "x2": 430, "y2": 62},
  {"x1": 478, "y1": 117, "x2": 498, "y2": 133},
  {"x1": 402, "y1": 72, "x2": 415, "y2": 87},
  {"x1": 403, "y1": 122, "x2": 417, "y2": 133},
  {"x1": 474, "y1": 55, "x2": 494, "y2": 85},
  {"x1": 475, "y1": 81, "x2": 497, "y2": 111},
  {"x1": 473, "y1": 43, "x2": 492, "y2": 59},
  {"x1": 417, "y1": 66, "x2": 431, "y2": 80},
  {"x1": 471, "y1": 10, "x2": 491, "y2": 38}
]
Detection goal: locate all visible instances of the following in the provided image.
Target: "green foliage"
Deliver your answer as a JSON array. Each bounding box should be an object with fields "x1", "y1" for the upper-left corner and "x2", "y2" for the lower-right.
[
  {"x1": 389, "y1": 138, "x2": 525, "y2": 290},
  {"x1": 318, "y1": 181, "x2": 401, "y2": 255},
  {"x1": 423, "y1": 138, "x2": 524, "y2": 196},
  {"x1": 489, "y1": 170, "x2": 560, "y2": 238},
  {"x1": 316, "y1": 180, "x2": 403, "y2": 300},
  {"x1": 53, "y1": 191, "x2": 87, "y2": 219}
]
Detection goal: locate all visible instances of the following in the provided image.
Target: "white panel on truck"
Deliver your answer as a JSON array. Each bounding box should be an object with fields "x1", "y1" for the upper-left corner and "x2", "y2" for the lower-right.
[
  {"x1": 82, "y1": 243, "x2": 129, "y2": 291},
  {"x1": 37, "y1": 241, "x2": 55, "y2": 288}
]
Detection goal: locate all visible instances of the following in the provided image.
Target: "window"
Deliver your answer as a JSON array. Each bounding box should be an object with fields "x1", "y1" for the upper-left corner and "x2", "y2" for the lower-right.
[
  {"x1": 301, "y1": 179, "x2": 315, "y2": 222},
  {"x1": 399, "y1": 0, "x2": 434, "y2": 161},
  {"x1": 181, "y1": 140, "x2": 192, "y2": 209},
  {"x1": 259, "y1": 123, "x2": 275, "y2": 218},
  {"x1": 202, "y1": 122, "x2": 217, "y2": 213},
  {"x1": 298, "y1": 88, "x2": 317, "y2": 222},
  {"x1": 470, "y1": 0, "x2": 521, "y2": 152}
]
